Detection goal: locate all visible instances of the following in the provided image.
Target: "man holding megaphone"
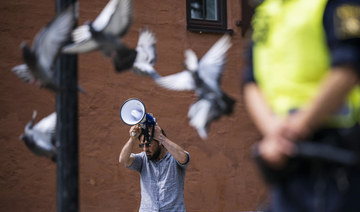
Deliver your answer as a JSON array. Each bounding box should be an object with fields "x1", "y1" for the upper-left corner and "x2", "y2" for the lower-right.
[{"x1": 119, "y1": 98, "x2": 190, "y2": 212}]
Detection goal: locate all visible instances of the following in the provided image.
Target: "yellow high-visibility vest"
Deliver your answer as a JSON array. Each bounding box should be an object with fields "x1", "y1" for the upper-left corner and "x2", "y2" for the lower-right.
[{"x1": 252, "y1": 0, "x2": 360, "y2": 128}]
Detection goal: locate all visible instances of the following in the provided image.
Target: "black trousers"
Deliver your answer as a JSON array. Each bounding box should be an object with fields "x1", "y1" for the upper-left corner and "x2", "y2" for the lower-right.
[
  {"x1": 268, "y1": 164, "x2": 360, "y2": 212},
  {"x1": 262, "y1": 126, "x2": 360, "y2": 212}
]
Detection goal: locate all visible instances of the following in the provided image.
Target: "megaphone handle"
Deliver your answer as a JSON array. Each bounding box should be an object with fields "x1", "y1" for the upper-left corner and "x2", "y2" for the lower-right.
[{"x1": 131, "y1": 132, "x2": 136, "y2": 137}]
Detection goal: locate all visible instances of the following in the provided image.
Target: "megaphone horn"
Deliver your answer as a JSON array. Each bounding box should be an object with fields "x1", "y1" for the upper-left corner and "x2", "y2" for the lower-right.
[{"x1": 120, "y1": 98, "x2": 146, "y2": 126}]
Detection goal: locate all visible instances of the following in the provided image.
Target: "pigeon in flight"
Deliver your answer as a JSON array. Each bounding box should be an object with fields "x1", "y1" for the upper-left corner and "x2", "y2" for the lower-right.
[
  {"x1": 62, "y1": 0, "x2": 133, "y2": 57},
  {"x1": 11, "y1": 4, "x2": 77, "y2": 92},
  {"x1": 20, "y1": 111, "x2": 57, "y2": 162},
  {"x1": 155, "y1": 35, "x2": 235, "y2": 139},
  {"x1": 113, "y1": 28, "x2": 160, "y2": 78}
]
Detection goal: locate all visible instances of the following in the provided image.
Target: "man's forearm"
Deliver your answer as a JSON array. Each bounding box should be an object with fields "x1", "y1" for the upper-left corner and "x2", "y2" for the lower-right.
[
  {"x1": 119, "y1": 137, "x2": 136, "y2": 167},
  {"x1": 160, "y1": 136, "x2": 188, "y2": 164}
]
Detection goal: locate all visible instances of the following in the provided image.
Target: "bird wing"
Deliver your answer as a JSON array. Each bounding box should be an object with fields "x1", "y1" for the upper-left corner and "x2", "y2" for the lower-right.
[
  {"x1": 184, "y1": 49, "x2": 198, "y2": 72},
  {"x1": 11, "y1": 64, "x2": 34, "y2": 83},
  {"x1": 33, "y1": 112, "x2": 57, "y2": 137},
  {"x1": 187, "y1": 99, "x2": 212, "y2": 139},
  {"x1": 132, "y1": 29, "x2": 159, "y2": 77},
  {"x1": 155, "y1": 71, "x2": 196, "y2": 91},
  {"x1": 135, "y1": 29, "x2": 157, "y2": 66},
  {"x1": 62, "y1": 33, "x2": 99, "y2": 54},
  {"x1": 198, "y1": 35, "x2": 231, "y2": 92},
  {"x1": 132, "y1": 63, "x2": 160, "y2": 79},
  {"x1": 93, "y1": 0, "x2": 133, "y2": 36},
  {"x1": 33, "y1": 4, "x2": 76, "y2": 75},
  {"x1": 91, "y1": 0, "x2": 118, "y2": 31},
  {"x1": 63, "y1": 0, "x2": 132, "y2": 54},
  {"x1": 62, "y1": 24, "x2": 100, "y2": 54},
  {"x1": 32, "y1": 135, "x2": 56, "y2": 154}
]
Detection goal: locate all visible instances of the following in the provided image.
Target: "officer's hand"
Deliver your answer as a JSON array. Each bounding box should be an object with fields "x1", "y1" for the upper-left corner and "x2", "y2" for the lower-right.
[
  {"x1": 153, "y1": 123, "x2": 164, "y2": 145},
  {"x1": 129, "y1": 124, "x2": 141, "y2": 138},
  {"x1": 283, "y1": 111, "x2": 312, "y2": 141},
  {"x1": 258, "y1": 135, "x2": 295, "y2": 169}
]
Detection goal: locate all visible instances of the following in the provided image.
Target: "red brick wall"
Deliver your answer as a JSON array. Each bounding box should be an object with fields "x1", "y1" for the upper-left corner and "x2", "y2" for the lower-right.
[{"x1": 0, "y1": 0, "x2": 267, "y2": 211}]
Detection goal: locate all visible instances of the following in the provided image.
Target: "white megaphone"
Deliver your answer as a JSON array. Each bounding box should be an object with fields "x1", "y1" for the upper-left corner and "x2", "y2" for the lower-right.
[{"x1": 120, "y1": 98, "x2": 156, "y2": 136}]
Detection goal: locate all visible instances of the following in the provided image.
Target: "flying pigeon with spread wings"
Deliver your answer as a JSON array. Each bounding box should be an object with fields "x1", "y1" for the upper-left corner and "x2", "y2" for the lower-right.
[
  {"x1": 155, "y1": 35, "x2": 235, "y2": 139},
  {"x1": 62, "y1": 0, "x2": 133, "y2": 57},
  {"x1": 11, "y1": 4, "x2": 77, "y2": 92},
  {"x1": 20, "y1": 111, "x2": 57, "y2": 162},
  {"x1": 113, "y1": 28, "x2": 160, "y2": 78}
]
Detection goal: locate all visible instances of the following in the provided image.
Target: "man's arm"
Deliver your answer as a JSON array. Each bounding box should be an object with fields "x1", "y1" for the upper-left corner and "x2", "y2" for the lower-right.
[
  {"x1": 119, "y1": 124, "x2": 141, "y2": 167},
  {"x1": 154, "y1": 124, "x2": 189, "y2": 165}
]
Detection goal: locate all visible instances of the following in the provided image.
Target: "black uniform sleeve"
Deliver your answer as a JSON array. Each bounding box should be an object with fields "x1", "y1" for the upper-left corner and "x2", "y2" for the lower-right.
[
  {"x1": 323, "y1": 0, "x2": 360, "y2": 77},
  {"x1": 242, "y1": 42, "x2": 256, "y2": 85}
]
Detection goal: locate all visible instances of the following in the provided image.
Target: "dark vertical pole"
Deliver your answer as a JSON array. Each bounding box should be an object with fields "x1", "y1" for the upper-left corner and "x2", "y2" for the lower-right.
[{"x1": 55, "y1": 0, "x2": 78, "y2": 211}]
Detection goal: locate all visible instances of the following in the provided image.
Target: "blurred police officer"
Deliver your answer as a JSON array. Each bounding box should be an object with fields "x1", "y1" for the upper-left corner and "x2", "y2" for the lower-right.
[{"x1": 243, "y1": 0, "x2": 360, "y2": 211}]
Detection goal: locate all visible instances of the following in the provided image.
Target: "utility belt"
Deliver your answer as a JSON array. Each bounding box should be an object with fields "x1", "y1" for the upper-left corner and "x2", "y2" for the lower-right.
[{"x1": 253, "y1": 125, "x2": 360, "y2": 184}]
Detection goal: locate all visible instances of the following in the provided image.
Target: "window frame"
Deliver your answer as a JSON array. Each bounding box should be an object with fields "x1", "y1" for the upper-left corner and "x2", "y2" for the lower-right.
[{"x1": 186, "y1": 0, "x2": 232, "y2": 34}]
